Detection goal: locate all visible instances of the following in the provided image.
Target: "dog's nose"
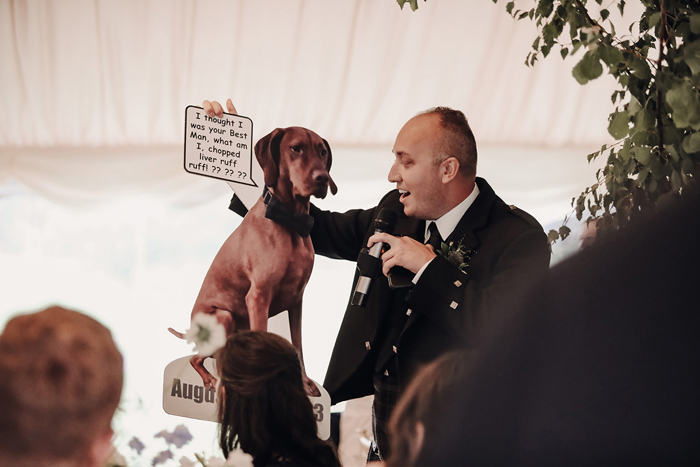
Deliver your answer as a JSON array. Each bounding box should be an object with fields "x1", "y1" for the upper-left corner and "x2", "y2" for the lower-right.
[{"x1": 314, "y1": 172, "x2": 329, "y2": 185}]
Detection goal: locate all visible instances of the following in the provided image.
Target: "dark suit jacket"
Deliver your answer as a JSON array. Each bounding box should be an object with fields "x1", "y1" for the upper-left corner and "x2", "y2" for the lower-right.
[{"x1": 310, "y1": 177, "x2": 550, "y2": 404}]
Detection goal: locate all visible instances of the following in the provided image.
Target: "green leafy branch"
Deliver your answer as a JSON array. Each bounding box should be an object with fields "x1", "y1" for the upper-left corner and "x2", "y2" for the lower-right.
[{"x1": 506, "y1": 0, "x2": 700, "y2": 244}]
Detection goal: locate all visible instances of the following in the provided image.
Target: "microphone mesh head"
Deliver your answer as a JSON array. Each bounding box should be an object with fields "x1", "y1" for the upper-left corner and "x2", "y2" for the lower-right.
[{"x1": 374, "y1": 208, "x2": 397, "y2": 234}]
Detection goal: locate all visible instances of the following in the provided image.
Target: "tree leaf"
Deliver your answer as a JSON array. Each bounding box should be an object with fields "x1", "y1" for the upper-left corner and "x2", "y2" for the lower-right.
[
  {"x1": 599, "y1": 44, "x2": 623, "y2": 68},
  {"x1": 690, "y1": 14, "x2": 700, "y2": 34},
  {"x1": 396, "y1": 0, "x2": 422, "y2": 11},
  {"x1": 647, "y1": 12, "x2": 662, "y2": 30},
  {"x1": 666, "y1": 81, "x2": 700, "y2": 130},
  {"x1": 631, "y1": 58, "x2": 652, "y2": 80},
  {"x1": 537, "y1": 0, "x2": 554, "y2": 18},
  {"x1": 559, "y1": 225, "x2": 571, "y2": 240},
  {"x1": 634, "y1": 108, "x2": 655, "y2": 133},
  {"x1": 637, "y1": 166, "x2": 651, "y2": 185},
  {"x1": 634, "y1": 145, "x2": 652, "y2": 165},
  {"x1": 682, "y1": 39, "x2": 700, "y2": 76},
  {"x1": 608, "y1": 110, "x2": 631, "y2": 139},
  {"x1": 682, "y1": 132, "x2": 700, "y2": 153},
  {"x1": 572, "y1": 52, "x2": 603, "y2": 84}
]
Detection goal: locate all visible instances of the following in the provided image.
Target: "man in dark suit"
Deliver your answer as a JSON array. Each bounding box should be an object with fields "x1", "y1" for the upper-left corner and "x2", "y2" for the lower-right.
[{"x1": 309, "y1": 107, "x2": 550, "y2": 460}]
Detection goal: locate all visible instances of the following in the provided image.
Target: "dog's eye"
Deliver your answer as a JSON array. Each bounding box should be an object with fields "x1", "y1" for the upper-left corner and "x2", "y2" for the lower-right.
[
  {"x1": 290, "y1": 145, "x2": 302, "y2": 153},
  {"x1": 320, "y1": 149, "x2": 328, "y2": 158}
]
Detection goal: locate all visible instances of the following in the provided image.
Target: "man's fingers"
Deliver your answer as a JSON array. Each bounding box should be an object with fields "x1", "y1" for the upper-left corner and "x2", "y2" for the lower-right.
[
  {"x1": 226, "y1": 99, "x2": 238, "y2": 115},
  {"x1": 212, "y1": 100, "x2": 224, "y2": 117},
  {"x1": 368, "y1": 232, "x2": 394, "y2": 248},
  {"x1": 382, "y1": 256, "x2": 397, "y2": 276},
  {"x1": 202, "y1": 100, "x2": 224, "y2": 117},
  {"x1": 202, "y1": 100, "x2": 215, "y2": 117}
]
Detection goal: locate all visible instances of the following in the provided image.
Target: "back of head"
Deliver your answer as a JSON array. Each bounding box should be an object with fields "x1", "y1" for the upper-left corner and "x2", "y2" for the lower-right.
[
  {"x1": 0, "y1": 306, "x2": 123, "y2": 466},
  {"x1": 218, "y1": 331, "x2": 338, "y2": 467},
  {"x1": 420, "y1": 106, "x2": 478, "y2": 178},
  {"x1": 387, "y1": 351, "x2": 471, "y2": 467}
]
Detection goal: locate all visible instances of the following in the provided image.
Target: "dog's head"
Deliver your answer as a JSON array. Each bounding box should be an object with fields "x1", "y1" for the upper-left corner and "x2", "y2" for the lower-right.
[{"x1": 254, "y1": 127, "x2": 338, "y2": 199}]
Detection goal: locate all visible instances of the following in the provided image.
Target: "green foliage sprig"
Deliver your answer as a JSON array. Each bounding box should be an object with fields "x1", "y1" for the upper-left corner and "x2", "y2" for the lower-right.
[
  {"x1": 397, "y1": 0, "x2": 427, "y2": 11},
  {"x1": 400, "y1": 0, "x2": 700, "y2": 244}
]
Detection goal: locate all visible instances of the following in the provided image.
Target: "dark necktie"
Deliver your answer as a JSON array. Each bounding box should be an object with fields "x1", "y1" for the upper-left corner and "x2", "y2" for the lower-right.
[{"x1": 427, "y1": 221, "x2": 442, "y2": 251}]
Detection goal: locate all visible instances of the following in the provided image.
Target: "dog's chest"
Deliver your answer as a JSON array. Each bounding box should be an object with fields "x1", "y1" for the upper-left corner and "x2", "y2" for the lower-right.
[{"x1": 267, "y1": 241, "x2": 314, "y2": 313}]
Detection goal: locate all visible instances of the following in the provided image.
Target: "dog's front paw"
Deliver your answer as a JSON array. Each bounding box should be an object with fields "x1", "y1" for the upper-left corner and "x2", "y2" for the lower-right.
[
  {"x1": 202, "y1": 373, "x2": 218, "y2": 389},
  {"x1": 303, "y1": 375, "x2": 321, "y2": 397}
]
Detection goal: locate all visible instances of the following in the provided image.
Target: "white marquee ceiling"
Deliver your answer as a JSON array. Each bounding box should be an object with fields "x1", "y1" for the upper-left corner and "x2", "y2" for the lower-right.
[{"x1": 0, "y1": 0, "x2": 624, "y2": 148}]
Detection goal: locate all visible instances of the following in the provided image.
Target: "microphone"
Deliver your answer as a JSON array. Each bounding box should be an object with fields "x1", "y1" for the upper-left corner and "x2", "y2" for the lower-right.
[{"x1": 351, "y1": 208, "x2": 397, "y2": 306}]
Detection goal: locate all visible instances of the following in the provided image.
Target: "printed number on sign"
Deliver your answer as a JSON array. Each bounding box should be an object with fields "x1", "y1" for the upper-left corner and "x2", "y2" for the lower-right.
[{"x1": 313, "y1": 403, "x2": 324, "y2": 422}]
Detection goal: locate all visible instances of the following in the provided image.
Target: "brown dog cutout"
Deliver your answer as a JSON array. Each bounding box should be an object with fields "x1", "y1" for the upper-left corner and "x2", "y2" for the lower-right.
[{"x1": 171, "y1": 127, "x2": 336, "y2": 397}]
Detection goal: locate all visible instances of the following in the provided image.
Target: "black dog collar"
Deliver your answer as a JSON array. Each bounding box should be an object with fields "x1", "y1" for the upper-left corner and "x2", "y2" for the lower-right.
[{"x1": 263, "y1": 186, "x2": 314, "y2": 238}]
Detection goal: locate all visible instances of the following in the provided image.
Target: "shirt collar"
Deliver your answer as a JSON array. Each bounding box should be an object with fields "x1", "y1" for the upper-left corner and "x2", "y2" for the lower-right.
[{"x1": 424, "y1": 182, "x2": 480, "y2": 242}]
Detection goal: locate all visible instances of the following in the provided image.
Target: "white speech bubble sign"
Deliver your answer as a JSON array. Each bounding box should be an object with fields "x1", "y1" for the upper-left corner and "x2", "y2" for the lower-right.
[
  {"x1": 163, "y1": 355, "x2": 331, "y2": 440},
  {"x1": 184, "y1": 106, "x2": 257, "y2": 187}
]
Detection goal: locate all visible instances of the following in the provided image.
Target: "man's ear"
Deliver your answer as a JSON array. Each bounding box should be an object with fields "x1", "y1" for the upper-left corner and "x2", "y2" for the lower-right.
[
  {"x1": 441, "y1": 157, "x2": 460, "y2": 184},
  {"x1": 409, "y1": 421, "x2": 425, "y2": 461},
  {"x1": 89, "y1": 427, "x2": 115, "y2": 467}
]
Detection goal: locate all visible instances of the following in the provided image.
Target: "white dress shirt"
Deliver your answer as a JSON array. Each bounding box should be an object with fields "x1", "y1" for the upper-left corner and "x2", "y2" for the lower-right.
[{"x1": 413, "y1": 183, "x2": 480, "y2": 282}]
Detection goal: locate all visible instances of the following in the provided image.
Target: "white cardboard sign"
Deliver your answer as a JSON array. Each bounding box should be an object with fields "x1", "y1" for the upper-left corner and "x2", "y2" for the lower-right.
[
  {"x1": 163, "y1": 355, "x2": 331, "y2": 440},
  {"x1": 184, "y1": 106, "x2": 257, "y2": 187}
]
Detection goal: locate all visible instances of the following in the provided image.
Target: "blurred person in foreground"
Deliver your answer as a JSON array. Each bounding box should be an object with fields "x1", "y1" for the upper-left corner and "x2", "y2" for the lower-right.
[
  {"x1": 217, "y1": 331, "x2": 340, "y2": 467},
  {"x1": 420, "y1": 188, "x2": 700, "y2": 466},
  {"x1": 0, "y1": 306, "x2": 124, "y2": 467},
  {"x1": 375, "y1": 351, "x2": 470, "y2": 467}
]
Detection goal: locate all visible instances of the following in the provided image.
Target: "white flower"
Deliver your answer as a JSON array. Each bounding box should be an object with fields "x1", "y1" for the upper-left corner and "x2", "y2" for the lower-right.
[
  {"x1": 185, "y1": 313, "x2": 227, "y2": 357},
  {"x1": 225, "y1": 448, "x2": 254, "y2": 467}
]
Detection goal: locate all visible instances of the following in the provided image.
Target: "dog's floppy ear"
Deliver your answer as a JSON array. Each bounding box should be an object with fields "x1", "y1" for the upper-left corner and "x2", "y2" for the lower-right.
[
  {"x1": 323, "y1": 138, "x2": 338, "y2": 195},
  {"x1": 255, "y1": 128, "x2": 285, "y2": 188}
]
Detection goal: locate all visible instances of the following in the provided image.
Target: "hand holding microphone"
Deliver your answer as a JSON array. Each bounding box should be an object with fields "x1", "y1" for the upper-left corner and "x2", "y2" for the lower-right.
[
  {"x1": 369, "y1": 233, "x2": 438, "y2": 277},
  {"x1": 352, "y1": 209, "x2": 438, "y2": 305},
  {"x1": 351, "y1": 208, "x2": 397, "y2": 306}
]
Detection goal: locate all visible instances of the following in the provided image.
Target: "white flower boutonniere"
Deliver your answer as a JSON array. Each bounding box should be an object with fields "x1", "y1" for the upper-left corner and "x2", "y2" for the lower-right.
[
  {"x1": 184, "y1": 313, "x2": 227, "y2": 357},
  {"x1": 437, "y1": 239, "x2": 474, "y2": 272}
]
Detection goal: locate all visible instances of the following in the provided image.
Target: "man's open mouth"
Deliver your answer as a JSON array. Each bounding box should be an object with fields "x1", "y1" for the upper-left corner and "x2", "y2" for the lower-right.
[{"x1": 399, "y1": 189, "x2": 410, "y2": 201}]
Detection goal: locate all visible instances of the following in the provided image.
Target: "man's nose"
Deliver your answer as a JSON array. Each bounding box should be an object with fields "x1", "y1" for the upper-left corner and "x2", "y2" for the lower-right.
[{"x1": 388, "y1": 162, "x2": 400, "y2": 183}]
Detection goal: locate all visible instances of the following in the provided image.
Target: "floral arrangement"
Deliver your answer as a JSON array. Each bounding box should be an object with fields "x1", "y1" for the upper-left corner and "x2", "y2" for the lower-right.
[
  {"x1": 436, "y1": 238, "x2": 474, "y2": 272},
  {"x1": 104, "y1": 424, "x2": 253, "y2": 467}
]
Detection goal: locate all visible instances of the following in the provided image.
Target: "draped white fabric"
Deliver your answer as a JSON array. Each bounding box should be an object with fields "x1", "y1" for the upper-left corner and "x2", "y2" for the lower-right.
[{"x1": 0, "y1": 0, "x2": 631, "y2": 462}]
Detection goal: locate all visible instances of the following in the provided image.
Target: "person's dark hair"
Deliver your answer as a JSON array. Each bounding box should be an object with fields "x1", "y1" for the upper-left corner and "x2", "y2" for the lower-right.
[
  {"x1": 386, "y1": 351, "x2": 470, "y2": 467},
  {"x1": 217, "y1": 331, "x2": 339, "y2": 467},
  {"x1": 420, "y1": 106, "x2": 478, "y2": 177}
]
